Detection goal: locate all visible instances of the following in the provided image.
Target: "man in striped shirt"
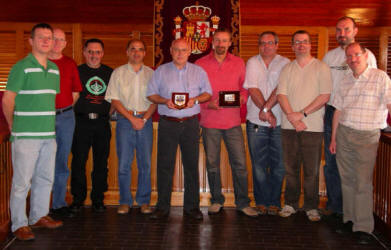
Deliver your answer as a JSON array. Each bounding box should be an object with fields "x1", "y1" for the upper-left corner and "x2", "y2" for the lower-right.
[
  {"x1": 2, "y1": 23, "x2": 63, "y2": 241},
  {"x1": 329, "y1": 42, "x2": 391, "y2": 244}
]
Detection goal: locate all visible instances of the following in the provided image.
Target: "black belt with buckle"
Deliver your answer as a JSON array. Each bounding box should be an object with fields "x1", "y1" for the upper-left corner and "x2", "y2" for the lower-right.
[
  {"x1": 77, "y1": 113, "x2": 109, "y2": 120},
  {"x1": 56, "y1": 106, "x2": 73, "y2": 115}
]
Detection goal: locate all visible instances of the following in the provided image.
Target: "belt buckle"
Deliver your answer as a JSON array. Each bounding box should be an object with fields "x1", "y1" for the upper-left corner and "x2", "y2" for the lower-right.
[
  {"x1": 88, "y1": 113, "x2": 98, "y2": 119},
  {"x1": 133, "y1": 110, "x2": 138, "y2": 116}
]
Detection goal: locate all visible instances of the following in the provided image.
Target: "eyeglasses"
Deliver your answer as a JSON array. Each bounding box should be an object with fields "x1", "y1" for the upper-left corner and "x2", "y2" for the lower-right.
[
  {"x1": 346, "y1": 53, "x2": 363, "y2": 60},
  {"x1": 54, "y1": 37, "x2": 66, "y2": 42},
  {"x1": 87, "y1": 50, "x2": 102, "y2": 55},
  {"x1": 260, "y1": 41, "x2": 276, "y2": 46},
  {"x1": 293, "y1": 40, "x2": 310, "y2": 45}
]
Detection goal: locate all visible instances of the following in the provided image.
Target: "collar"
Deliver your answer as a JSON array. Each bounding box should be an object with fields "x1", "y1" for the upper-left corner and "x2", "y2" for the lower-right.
[
  {"x1": 170, "y1": 61, "x2": 188, "y2": 71},
  {"x1": 127, "y1": 63, "x2": 144, "y2": 73},
  {"x1": 351, "y1": 65, "x2": 370, "y2": 81},
  {"x1": 207, "y1": 51, "x2": 233, "y2": 64}
]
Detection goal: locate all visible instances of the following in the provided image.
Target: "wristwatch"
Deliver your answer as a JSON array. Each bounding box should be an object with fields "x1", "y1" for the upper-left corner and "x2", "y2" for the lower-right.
[
  {"x1": 143, "y1": 118, "x2": 147, "y2": 123},
  {"x1": 195, "y1": 99, "x2": 199, "y2": 105},
  {"x1": 301, "y1": 110, "x2": 308, "y2": 117},
  {"x1": 262, "y1": 107, "x2": 268, "y2": 113}
]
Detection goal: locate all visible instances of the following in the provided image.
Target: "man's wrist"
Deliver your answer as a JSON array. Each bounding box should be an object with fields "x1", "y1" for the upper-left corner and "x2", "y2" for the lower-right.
[{"x1": 301, "y1": 110, "x2": 307, "y2": 117}]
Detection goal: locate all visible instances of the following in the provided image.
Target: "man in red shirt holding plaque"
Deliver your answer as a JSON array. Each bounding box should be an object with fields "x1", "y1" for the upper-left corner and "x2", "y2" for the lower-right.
[{"x1": 196, "y1": 28, "x2": 258, "y2": 217}]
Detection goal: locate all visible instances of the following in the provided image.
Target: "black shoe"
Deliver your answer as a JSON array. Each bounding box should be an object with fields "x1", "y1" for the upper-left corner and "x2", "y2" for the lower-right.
[
  {"x1": 150, "y1": 208, "x2": 169, "y2": 219},
  {"x1": 335, "y1": 221, "x2": 353, "y2": 234},
  {"x1": 184, "y1": 208, "x2": 203, "y2": 220},
  {"x1": 355, "y1": 231, "x2": 372, "y2": 245},
  {"x1": 69, "y1": 203, "x2": 83, "y2": 212},
  {"x1": 92, "y1": 203, "x2": 106, "y2": 212},
  {"x1": 50, "y1": 207, "x2": 76, "y2": 218}
]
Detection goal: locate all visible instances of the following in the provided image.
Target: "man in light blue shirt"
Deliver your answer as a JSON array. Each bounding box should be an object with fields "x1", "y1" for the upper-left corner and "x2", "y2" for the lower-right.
[{"x1": 147, "y1": 38, "x2": 212, "y2": 220}]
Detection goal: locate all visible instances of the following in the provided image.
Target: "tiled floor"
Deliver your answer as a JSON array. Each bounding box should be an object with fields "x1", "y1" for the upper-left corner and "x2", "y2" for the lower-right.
[{"x1": 2, "y1": 206, "x2": 389, "y2": 250}]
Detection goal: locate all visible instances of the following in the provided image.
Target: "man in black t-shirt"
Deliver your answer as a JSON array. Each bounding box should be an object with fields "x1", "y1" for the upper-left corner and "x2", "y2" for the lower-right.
[{"x1": 69, "y1": 38, "x2": 113, "y2": 212}]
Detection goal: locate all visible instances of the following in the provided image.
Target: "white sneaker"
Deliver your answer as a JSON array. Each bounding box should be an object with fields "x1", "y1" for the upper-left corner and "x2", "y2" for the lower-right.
[
  {"x1": 306, "y1": 209, "x2": 321, "y2": 222},
  {"x1": 279, "y1": 205, "x2": 296, "y2": 218},
  {"x1": 208, "y1": 203, "x2": 223, "y2": 214}
]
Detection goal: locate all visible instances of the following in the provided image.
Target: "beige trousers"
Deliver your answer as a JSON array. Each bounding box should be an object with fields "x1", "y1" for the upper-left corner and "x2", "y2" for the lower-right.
[{"x1": 336, "y1": 124, "x2": 380, "y2": 233}]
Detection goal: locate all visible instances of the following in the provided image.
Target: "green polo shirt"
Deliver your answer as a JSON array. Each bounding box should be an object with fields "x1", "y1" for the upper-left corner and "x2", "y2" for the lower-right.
[{"x1": 6, "y1": 53, "x2": 60, "y2": 141}]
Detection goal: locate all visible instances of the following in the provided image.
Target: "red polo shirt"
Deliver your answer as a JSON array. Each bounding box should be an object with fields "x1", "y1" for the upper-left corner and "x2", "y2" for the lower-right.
[
  {"x1": 196, "y1": 52, "x2": 247, "y2": 129},
  {"x1": 50, "y1": 55, "x2": 82, "y2": 109}
]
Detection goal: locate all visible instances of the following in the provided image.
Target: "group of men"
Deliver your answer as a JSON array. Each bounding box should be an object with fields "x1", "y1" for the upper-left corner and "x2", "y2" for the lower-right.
[{"x1": 3, "y1": 16, "x2": 391, "y2": 245}]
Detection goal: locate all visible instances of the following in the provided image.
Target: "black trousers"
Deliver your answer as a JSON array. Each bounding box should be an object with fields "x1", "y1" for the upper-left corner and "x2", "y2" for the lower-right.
[
  {"x1": 156, "y1": 117, "x2": 200, "y2": 212},
  {"x1": 71, "y1": 115, "x2": 111, "y2": 205}
]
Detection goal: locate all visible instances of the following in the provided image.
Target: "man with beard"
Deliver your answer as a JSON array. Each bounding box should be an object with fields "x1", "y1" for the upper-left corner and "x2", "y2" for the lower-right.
[
  {"x1": 70, "y1": 39, "x2": 113, "y2": 213},
  {"x1": 277, "y1": 30, "x2": 332, "y2": 222},
  {"x1": 196, "y1": 28, "x2": 258, "y2": 217},
  {"x1": 329, "y1": 42, "x2": 391, "y2": 244},
  {"x1": 322, "y1": 16, "x2": 377, "y2": 221}
]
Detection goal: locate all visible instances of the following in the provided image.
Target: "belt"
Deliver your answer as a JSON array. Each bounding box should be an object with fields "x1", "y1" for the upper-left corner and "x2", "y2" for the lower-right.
[
  {"x1": 129, "y1": 110, "x2": 147, "y2": 116},
  {"x1": 77, "y1": 113, "x2": 109, "y2": 120},
  {"x1": 161, "y1": 114, "x2": 198, "y2": 123},
  {"x1": 56, "y1": 106, "x2": 73, "y2": 115}
]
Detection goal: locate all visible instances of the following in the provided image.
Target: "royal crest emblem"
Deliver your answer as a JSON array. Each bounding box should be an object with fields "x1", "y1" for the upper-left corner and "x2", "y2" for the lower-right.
[{"x1": 173, "y1": 2, "x2": 220, "y2": 55}]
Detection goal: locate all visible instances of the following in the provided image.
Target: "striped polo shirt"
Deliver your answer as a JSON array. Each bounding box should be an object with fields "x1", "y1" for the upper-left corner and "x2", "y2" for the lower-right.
[{"x1": 6, "y1": 53, "x2": 60, "y2": 141}]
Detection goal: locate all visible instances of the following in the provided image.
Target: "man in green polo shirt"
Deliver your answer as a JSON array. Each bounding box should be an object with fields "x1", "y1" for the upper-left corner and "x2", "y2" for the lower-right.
[{"x1": 2, "y1": 23, "x2": 63, "y2": 241}]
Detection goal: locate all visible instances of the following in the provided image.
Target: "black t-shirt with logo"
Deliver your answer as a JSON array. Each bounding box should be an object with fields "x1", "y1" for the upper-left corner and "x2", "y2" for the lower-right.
[{"x1": 75, "y1": 64, "x2": 113, "y2": 115}]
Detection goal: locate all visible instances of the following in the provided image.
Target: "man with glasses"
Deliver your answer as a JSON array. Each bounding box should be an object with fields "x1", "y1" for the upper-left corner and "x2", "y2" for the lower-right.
[
  {"x1": 277, "y1": 30, "x2": 332, "y2": 221},
  {"x1": 147, "y1": 39, "x2": 212, "y2": 220},
  {"x1": 105, "y1": 39, "x2": 156, "y2": 215},
  {"x1": 3, "y1": 23, "x2": 63, "y2": 241},
  {"x1": 196, "y1": 28, "x2": 258, "y2": 217},
  {"x1": 48, "y1": 28, "x2": 82, "y2": 218},
  {"x1": 69, "y1": 38, "x2": 113, "y2": 213},
  {"x1": 329, "y1": 42, "x2": 391, "y2": 244},
  {"x1": 244, "y1": 31, "x2": 289, "y2": 215},
  {"x1": 322, "y1": 16, "x2": 377, "y2": 222}
]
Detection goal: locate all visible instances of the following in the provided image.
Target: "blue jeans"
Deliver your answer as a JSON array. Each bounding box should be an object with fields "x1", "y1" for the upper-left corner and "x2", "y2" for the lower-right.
[
  {"x1": 202, "y1": 126, "x2": 250, "y2": 209},
  {"x1": 323, "y1": 105, "x2": 343, "y2": 214},
  {"x1": 246, "y1": 122, "x2": 285, "y2": 208},
  {"x1": 116, "y1": 115, "x2": 152, "y2": 206},
  {"x1": 52, "y1": 109, "x2": 75, "y2": 209},
  {"x1": 10, "y1": 139, "x2": 56, "y2": 232}
]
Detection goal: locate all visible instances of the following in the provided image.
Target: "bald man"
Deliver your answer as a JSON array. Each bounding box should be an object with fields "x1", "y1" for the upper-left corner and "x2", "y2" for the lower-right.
[
  {"x1": 48, "y1": 28, "x2": 82, "y2": 218},
  {"x1": 147, "y1": 39, "x2": 212, "y2": 219}
]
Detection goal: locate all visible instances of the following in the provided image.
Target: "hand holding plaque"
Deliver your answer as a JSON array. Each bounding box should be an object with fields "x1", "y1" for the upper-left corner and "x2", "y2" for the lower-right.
[
  {"x1": 172, "y1": 92, "x2": 189, "y2": 109},
  {"x1": 219, "y1": 91, "x2": 240, "y2": 108}
]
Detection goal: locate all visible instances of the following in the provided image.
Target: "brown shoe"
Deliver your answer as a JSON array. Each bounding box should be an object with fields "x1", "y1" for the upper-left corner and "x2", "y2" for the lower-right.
[
  {"x1": 14, "y1": 226, "x2": 35, "y2": 241},
  {"x1": 31, "y1": 216, "x2": 63, "y2": 229},
  {"x1": 256, "y1": 205, "x2": 267, "y2": 215},
  {"x1": 267, "y1": 206, "x2": 280, "y2": 216},
  {"x1": 117, "y1": 204, "x2": 130, "y2": 214},
  {"x1": 140, "y1": 204, "x2": 152, "y2": 214}
]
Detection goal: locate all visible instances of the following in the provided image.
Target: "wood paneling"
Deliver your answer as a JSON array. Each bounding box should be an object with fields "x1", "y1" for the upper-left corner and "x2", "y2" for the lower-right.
[
  {"x1": 0, "y1": 119, "x2": 11, "y2": 242},
  {"x1": 374, "y1": 133, "x2": 391, "y2": 239},
  {"x1": 240, "y1": 0, "x2": 391, "y2": 26}
]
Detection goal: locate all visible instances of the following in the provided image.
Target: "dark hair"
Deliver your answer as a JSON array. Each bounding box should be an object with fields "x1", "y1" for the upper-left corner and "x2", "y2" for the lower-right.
[
  {"x1": 126, "y1": 39, "x2": 146, "y2": 51},
  {"x1": 291, "y1": 30, "x2": 311, "y2": 44},
  {"x1": 213, "y1": 27, "x2": 232, "y2": 40},
  {"x1": 345, "y1": 42, "x2": 366, "y2": 54},
  {"x1": 337, "y1": 16, "x2": 357, "y2": 28},
  {"x1": 31, "y1": 23, "x2": 53, "y2": 38},
  {"x1": 84, "y1": 38, "x2": 104, "y2": 49},
  {"x1": 258, "y1": 31, "x2": 279, "y2": 45}
]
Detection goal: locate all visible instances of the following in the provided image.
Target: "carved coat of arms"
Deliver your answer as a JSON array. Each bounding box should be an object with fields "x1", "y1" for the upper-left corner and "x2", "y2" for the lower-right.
[{"x1": 173, "y1": 3, "x2": 220, "y2": 54}]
